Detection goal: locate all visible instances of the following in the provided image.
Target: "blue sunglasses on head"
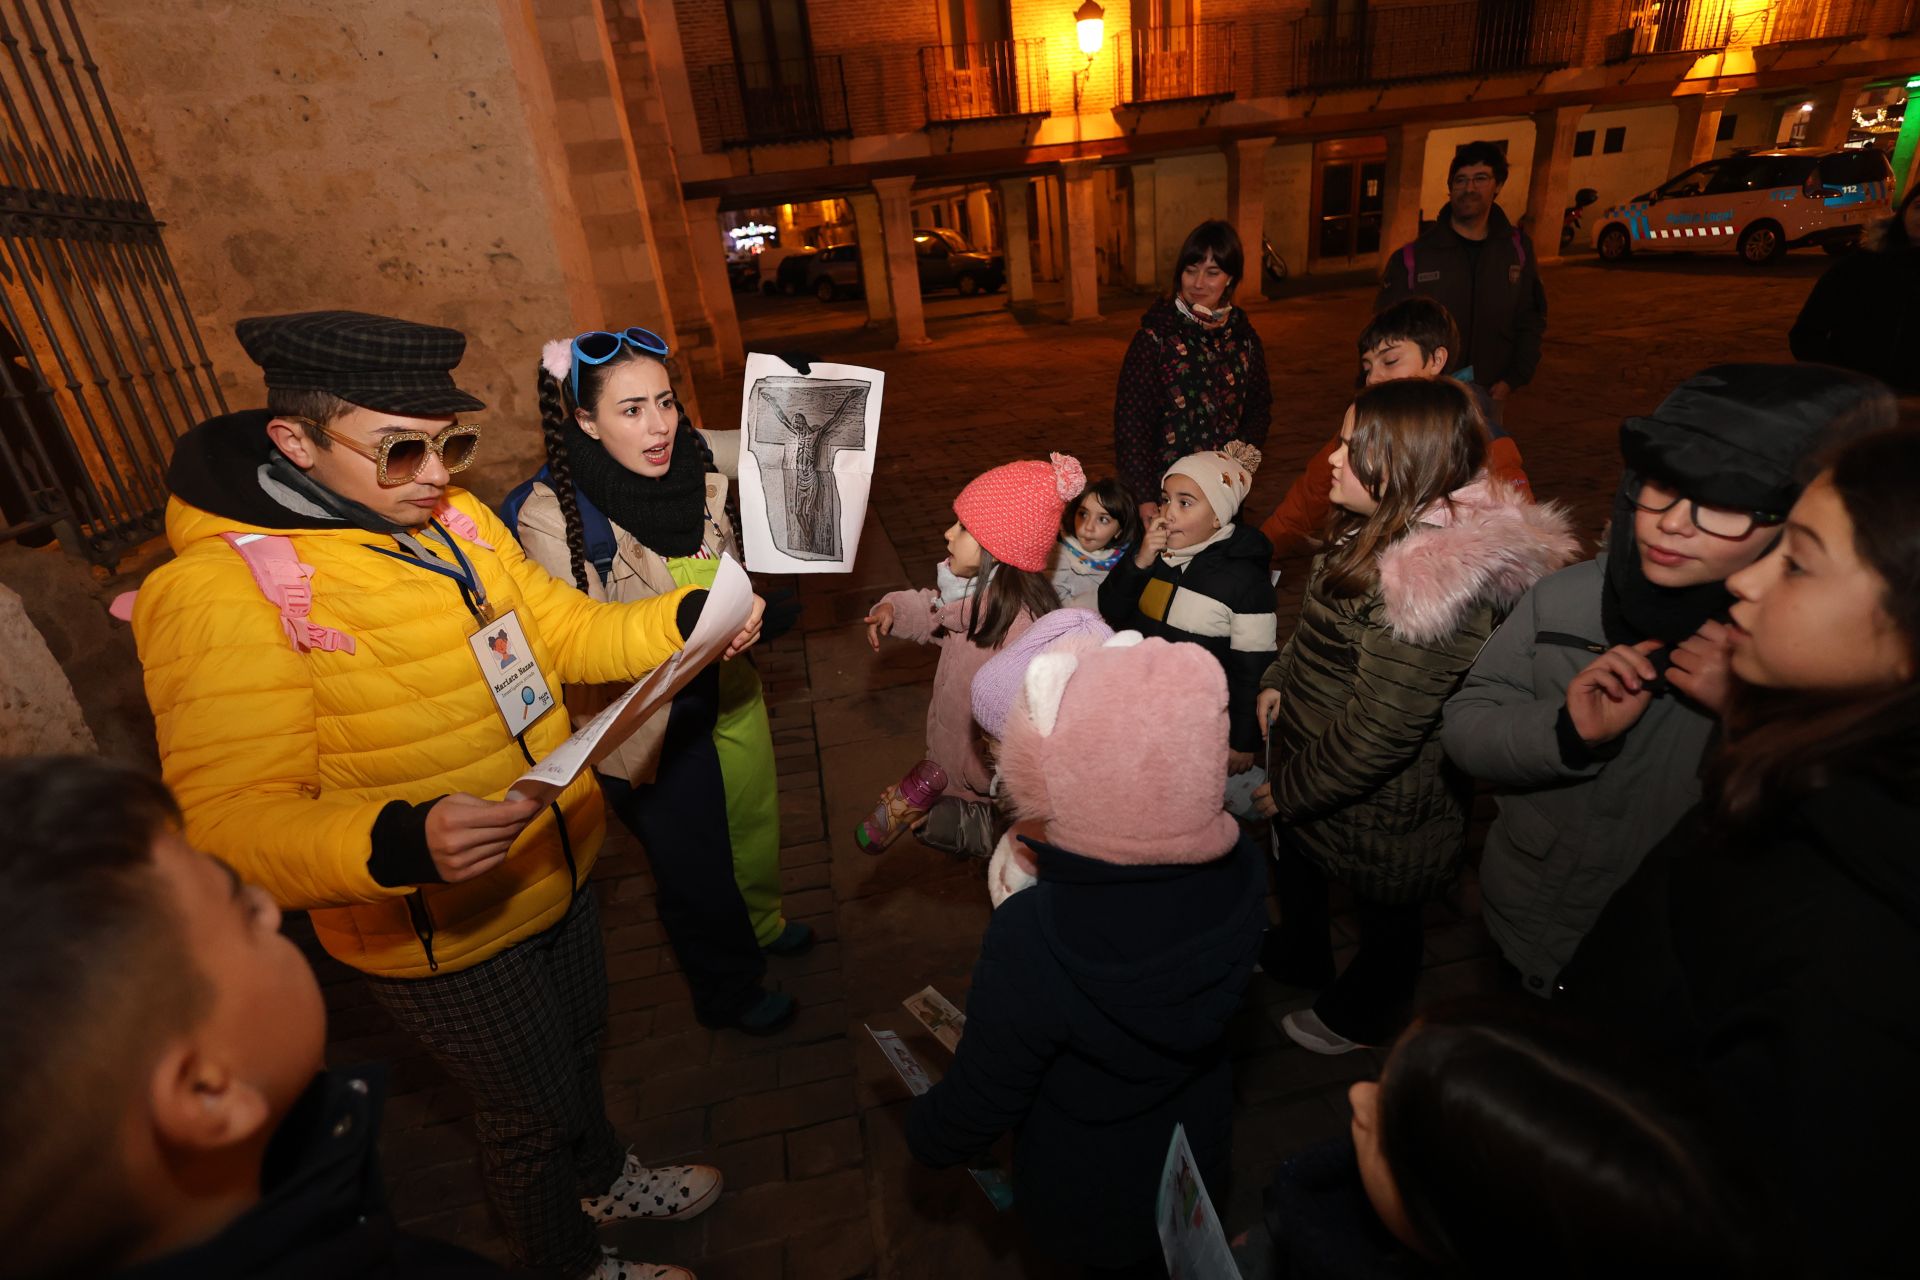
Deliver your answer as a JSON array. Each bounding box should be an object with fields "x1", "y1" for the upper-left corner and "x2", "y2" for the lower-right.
[{"x1": 570, "y1": 326, "x2": 670, "y2": 403}]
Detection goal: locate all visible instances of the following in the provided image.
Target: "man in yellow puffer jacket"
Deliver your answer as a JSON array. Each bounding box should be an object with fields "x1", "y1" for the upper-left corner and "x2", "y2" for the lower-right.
[{"x1": 131, "y1": 312, "x2": 761, "y2": 1280}]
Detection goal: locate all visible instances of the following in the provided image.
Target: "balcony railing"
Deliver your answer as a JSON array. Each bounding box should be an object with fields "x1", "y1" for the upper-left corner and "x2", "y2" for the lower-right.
[
  {"x1": 920, "y1": 39, "x2": 1049, "y2": 122},
  {"x1": 1291, "y1": 0, "x2": 1581, "y2": 92},
  {"x1": 1118, "y1": 21, "x2": 1237, "y2": 103},
  {"x1": 1607, "y1": 0, "x2": 1879, "y2": 60},
  {"x1": 700, "y1": 56, "x2": 850, "y2": 147}
]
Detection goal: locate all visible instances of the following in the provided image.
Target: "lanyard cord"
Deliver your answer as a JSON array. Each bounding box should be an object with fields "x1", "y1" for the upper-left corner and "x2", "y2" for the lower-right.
[{"x1": 365, "y1": 521, "x2": 491, "y2": 622}]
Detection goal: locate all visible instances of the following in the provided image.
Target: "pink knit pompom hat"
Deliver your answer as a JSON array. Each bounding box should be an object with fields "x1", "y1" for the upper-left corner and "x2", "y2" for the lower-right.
[
  {"x1": 953, "y1": 453, "x2": 1086, "y2": 572},
  {"x1": 994, "y1": 634, "x2": 1240, "y2": 865}
]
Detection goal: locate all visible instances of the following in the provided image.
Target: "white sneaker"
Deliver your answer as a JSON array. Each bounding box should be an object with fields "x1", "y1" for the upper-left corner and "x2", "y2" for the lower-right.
[
  {"x1": 1281, "y1": 1008, "x2": 1367, "y2": 1056},
  {"x1": 583, "y1": 1154, "x2": 722, "y2": 1224},
  {"x1": 588, "y1": 1246, "x2": 695, "y2": 1280}
]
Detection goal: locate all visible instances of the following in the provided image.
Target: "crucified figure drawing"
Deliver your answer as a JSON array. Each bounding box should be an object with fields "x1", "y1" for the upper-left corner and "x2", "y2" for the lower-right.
[{"x1": 757, "y1": 383, "x2": 865, "y2": 558}]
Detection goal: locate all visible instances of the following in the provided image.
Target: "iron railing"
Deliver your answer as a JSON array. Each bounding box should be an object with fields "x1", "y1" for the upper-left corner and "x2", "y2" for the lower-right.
[
  {"x1": 1118, "y1": 21, "x2": 1237, "y2": 103},
  {"x1": 700, "y1": 55, "x2": 850, "y2": 147},
  {"x1": 1292, "y1": 0, "x2": 1581, "y2": 91},
  {"x1": 920, "y1": 39, "x2": 1049, "y2": 122},
  {"x1": 1607, "y1": 0, "x2": 1879, "y2": 59},
  {"x1": 1745, "y1": 0, "x2": 1875, "y2": 42},
  {"x1": 0, "y1": 0, "x2": 224, "y2": 564}
]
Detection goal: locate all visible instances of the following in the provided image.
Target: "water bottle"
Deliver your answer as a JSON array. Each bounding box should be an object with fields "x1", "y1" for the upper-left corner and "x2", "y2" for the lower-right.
[{"x1": 855, "y1": 759, "x2": 948, "y2": 853}]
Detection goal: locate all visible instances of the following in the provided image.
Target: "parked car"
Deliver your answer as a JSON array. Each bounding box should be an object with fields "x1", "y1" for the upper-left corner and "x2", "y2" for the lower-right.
[
  {"x1": 805, "y1": 243, "x2": 862, "y2": 302},
  {"x1": 806, "y1": 230, "x2": 1008, "y2": 304},
  {"x1": 772, "y1": 246, "x2": 816, "y2": 296},
  {"x1": 1591, "y1": 146, "x2": 1894, "y2": 265},
  {"x1": 912, "y1": 227, "x2": 1006, "y2": 295},
  {"x1": 726, "y1": 253, "x2": 760, "y2": 292},
  {"x1": 760, "y1": 245, "x2": 811, "y2": 295}
]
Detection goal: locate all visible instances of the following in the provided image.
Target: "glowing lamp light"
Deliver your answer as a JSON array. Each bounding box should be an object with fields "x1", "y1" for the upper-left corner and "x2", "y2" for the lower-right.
[{"x1": 1074, "y1": 0, "x2": 1105, "y2": 57}]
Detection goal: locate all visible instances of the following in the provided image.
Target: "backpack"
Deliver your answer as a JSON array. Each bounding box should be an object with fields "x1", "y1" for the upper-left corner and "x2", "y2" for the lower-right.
[
  {"x1": 499, "y1": 465, "x2": 617, "y2": 587},
  {"x1": 1401, "y1": 230, "x2": 1527, "y2": 283}
]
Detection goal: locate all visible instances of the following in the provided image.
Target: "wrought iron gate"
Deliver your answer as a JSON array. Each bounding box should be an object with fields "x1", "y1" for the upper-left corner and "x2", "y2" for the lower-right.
[{"x1": 0, "y1": 0, "x2": 223, "y2": 565}]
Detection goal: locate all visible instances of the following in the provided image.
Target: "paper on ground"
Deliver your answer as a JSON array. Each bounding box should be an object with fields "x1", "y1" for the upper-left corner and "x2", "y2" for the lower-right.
[
  {"x1": 511, "y1": 554, "x2": 754, "y2": 803},
  {"x1": 1156, "y1": 1123, "x2": 1237, "y2": 1280},
  {"x1": 866, "y1": 1025, "x2": 1012, "y2": 1210},
  {"x1": 738, "y1": 353, "x2": 882, "y2": 574},
  {"x1": 903, "y1": 986, "x2": 967, "y2": 1052}
]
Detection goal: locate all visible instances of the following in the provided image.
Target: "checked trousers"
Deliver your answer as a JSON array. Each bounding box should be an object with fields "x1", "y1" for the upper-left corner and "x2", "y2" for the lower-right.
[{"x1": 366, "y1": 885, "x2": 625, "y2": 1280}]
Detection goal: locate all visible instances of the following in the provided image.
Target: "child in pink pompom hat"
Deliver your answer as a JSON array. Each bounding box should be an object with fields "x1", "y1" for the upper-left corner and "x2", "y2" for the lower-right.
[
  {"x1": 907, "y1": 634, "x2": 1265, "y2": 1270},
  {"x1": 863, "y1": 454, "x2": 1084, "y2": 857}
]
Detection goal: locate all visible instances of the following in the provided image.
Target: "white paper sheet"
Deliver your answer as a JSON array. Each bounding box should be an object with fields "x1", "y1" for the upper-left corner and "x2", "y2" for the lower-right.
[
  {"x1": 510, "y1": 554, "x2": 755, "y2": 803},
  {"x1": 738, "y1": 353, "x2": 882, "y2": 574},
  {"x1": 1156, "y1": 1123, "x2": 1238, "y2": 1280}
]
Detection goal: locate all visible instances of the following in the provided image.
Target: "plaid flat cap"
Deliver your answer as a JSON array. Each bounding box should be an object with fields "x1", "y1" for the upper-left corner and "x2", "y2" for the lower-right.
[{"x1": 235, "y1": 310, "x2": 486, "y2": 415}]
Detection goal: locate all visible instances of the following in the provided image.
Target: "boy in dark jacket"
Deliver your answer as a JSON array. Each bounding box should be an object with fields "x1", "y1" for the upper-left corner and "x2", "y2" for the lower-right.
[
  {"x1": 1099, "y1": 442, "x2": 1277, "y2": 772},
  {"x1": 907, "y1": 636, "x2": 1266, "y2": 1271},
  {"x1": 0, "y1": 757, "x2": 509, "y2": 1280},
  {"x1": 1377, "y1": 140, "x2": 1545, "y2": 404}
]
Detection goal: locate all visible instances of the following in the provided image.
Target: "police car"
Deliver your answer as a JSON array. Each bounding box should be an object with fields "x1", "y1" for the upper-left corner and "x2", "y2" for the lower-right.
[{"x1": 1592, "y1": 147, "x2": 1894, "y2": 265}]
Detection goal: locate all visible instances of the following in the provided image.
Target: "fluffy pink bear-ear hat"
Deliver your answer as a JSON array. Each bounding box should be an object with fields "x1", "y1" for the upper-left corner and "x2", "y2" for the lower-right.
[{"x1": 996, "y1": 633, "x2": 1241, "y2": 866}]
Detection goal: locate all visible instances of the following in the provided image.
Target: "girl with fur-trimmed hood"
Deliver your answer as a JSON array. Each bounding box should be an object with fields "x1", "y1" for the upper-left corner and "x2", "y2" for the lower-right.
[{"x1": 1253, "y1": 378, "x2": 1578, "y2": 1055}]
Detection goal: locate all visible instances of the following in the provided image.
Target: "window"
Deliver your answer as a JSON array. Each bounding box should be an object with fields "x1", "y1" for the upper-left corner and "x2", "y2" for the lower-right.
[
  {"x1": 1716, "y1": 114, "x2": 1738, "y2": 142},
  {"x1": 1657, "y1": 160, "x2": 1720, "y2": 200},
  {"x1": 1603, "y1": 126, "x2": 1627, "y2": 154},
  {"x1": 1821, "y1": 150, "x2": 1893, "y2": 186},
  {"x1": 1574, "y1": 129, "x2": 1595, "y2": 158}
]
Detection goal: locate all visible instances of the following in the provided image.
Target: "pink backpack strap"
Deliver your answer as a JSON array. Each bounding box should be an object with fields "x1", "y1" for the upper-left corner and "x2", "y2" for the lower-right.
[
  {"x1": 1511, "y1": 229, "x2": 1527, "y2": 269},
  {"x1": 1400, "y1": 242, "x2": 1416, "y2": 280},
  {"x1": 432, "y1": 501, "x2": 494, "y2": 550},
  {"x1": 221, "y1": 532, "x2": 357, "y2": 655}
]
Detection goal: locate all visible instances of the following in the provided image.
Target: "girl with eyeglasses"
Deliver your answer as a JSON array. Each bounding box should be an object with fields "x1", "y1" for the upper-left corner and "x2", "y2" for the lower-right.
[
  {"x1": 1442, "y1": 364, "x2": 1895, "y2": 1000},
  {"x1": 512, "y1": 328, "x2": 807, "y2": 1043}
]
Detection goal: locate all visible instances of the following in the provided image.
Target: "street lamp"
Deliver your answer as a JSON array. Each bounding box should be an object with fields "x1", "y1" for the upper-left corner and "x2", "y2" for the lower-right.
[
  {"x1": 1072, "y1": 0, "x2": 1104, "y2": 113},
  {"x1": 1075, "y1": 0, "x2": 1106, "y2": 58}
]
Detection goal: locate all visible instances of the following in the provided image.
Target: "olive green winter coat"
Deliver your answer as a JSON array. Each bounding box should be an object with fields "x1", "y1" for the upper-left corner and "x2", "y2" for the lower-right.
[{"x1": 1262, "y1": 481, "x2": 1578, "y2": 903}]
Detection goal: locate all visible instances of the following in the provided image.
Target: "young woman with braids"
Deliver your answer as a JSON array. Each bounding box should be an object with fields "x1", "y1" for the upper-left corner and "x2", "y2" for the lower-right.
[{"x1": 514, "y1": 329, "x2": 805, "y2": 1036}]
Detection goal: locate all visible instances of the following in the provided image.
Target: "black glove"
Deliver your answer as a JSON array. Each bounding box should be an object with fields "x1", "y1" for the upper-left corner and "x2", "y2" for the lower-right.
[{"x1": 769, "y1": 352, "x2": 815, "y2": 376}]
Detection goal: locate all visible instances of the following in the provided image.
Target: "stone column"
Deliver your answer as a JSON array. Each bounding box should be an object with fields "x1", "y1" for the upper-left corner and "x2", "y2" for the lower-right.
[
  {"x1": 1803, "y1": 78, "x2": 1869, "y2": 152},
  {"x1": 1225, "y1": 138, "x2": 1274, "y2": 301},
  {"x1": 1525, "y1": 105, "x2": 1589, "y2": 263},
  {"x1": 1129, "y1": 162, "x2": 1158, "y2": 291},
  {"x1": 850, "y1": 192, "x2": 893, "y2": 325},
  {"x1": 965, "y1": 187, "x2": 995, "y2": 249},
  {"x1": 683, "y1": 197, "x2": 745, "y2": 370},
  {"x1": 1060, "y1": 160, "x2": 1102, "y2": 323},
  {"x1": 873, "y1": 176, "x2": 929, "y2": 347},
  {"x1": 1034, "y1": 174, "x2": 1061, "y2": 280},
  {"x1": 997, "y1": 176, "x2": 1036, "y2": 305},
  {"x1": 1668, "y1": 93, "x2": 1733, "y2": 176},
  {"x1": 1379, "y1": 122, "x2": 1434, "y2": 271}
]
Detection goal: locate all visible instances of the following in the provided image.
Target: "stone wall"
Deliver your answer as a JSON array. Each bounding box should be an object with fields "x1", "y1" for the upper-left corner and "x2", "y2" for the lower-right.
[
  {"x1": 0, "y1": 544, "x2": 151, "y2": 765},
  {"x1": 72, "y1": 0, "x2": 672, "y2": 500}
]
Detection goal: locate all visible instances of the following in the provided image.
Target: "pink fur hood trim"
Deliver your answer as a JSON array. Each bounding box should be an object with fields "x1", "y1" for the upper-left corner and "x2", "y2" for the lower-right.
[{"x1": 1376, "y1": 478, "x2": 1581, "y2": 645}]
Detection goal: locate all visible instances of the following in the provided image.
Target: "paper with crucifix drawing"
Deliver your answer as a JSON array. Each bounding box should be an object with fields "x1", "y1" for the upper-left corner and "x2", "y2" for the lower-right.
[{"x1": 738, "y1": 353, "x2": 883, "y2": 573}]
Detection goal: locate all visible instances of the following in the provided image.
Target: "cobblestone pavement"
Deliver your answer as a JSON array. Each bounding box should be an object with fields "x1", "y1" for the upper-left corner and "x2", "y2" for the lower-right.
[{"x1": 300, "y1": 251, "x2": 1828, "y2": 1278}]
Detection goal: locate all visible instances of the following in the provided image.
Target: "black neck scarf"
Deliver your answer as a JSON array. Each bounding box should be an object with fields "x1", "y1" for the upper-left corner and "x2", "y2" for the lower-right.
[
  {"x1": 1599, "y1": 476, "x2": 1736, "y2": 648},
  {"x1": 563, "y1": 418, "x2": 708, "y2": 558}
]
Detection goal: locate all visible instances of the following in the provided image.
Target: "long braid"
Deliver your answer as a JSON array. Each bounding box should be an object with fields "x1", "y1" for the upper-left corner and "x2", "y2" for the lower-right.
[{"x1": 535, "y1": 363, "x2": 592, "y2": 592}]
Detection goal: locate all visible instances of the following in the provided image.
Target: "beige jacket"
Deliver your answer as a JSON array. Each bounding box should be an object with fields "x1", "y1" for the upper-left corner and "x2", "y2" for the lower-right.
[{"x1": 517, "y1": 429, "x2": 741, "y2": 785}]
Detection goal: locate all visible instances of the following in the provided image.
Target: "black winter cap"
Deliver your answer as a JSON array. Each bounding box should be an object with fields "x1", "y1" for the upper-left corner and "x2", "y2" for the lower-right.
[
  {"x1": 235, "y1": 310, "x2": 486, "y2": 416},
  {"x1": 1621, "y1": 363, "x2": 1891, "y2": 516}
]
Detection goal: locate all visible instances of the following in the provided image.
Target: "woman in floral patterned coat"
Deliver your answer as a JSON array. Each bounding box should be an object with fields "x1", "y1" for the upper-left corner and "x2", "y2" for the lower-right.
[{"x1": 1113, "y1": 219, "x2": 1272, "y2": 513}]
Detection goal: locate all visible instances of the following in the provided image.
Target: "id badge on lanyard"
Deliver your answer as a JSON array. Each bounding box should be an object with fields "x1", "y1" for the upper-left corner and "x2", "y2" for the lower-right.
[
  {"x1": 468, "y1": 608, "x2": 557, "y2": 733},
  {"x1": 370, "y1": 521, "x2": 557, "y2": 735}
]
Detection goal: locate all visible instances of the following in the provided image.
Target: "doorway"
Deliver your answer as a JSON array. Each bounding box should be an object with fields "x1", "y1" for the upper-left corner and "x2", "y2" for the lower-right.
[
  {"x1": 726, "y1": 0, "x2": 820, "y2": 134},
  {"x1": 1310, "y1": 137, "x2": 1388, "y2": 266}
]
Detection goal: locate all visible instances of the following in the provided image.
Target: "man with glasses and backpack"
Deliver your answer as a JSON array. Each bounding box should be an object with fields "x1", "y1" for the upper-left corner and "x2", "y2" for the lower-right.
[
  {"x1": 1378, "y1": 140, "x2": 1547, "y2": 417},
  {"x1": 127, "y1": 310, "x2": 763, "y2": 1280}
]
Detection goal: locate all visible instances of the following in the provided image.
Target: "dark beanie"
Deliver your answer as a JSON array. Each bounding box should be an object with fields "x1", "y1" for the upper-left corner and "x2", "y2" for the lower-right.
[{"x1": 1620, "y1": 363, "x2": 1893, "y2": 517}]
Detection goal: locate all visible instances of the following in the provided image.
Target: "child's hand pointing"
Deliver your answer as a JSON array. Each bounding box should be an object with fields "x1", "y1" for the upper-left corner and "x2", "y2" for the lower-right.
[
  {"x1": 864, "y1": 602, "x2": 896, "y2": 652},
  {"x1": 1135, "y1": 515, "x2": 1170, "y2": 568}
]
